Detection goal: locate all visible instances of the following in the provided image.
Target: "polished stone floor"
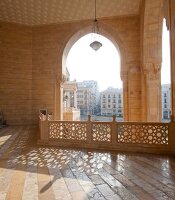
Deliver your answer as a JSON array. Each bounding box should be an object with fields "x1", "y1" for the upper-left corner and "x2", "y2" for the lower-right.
[{"x1": 0, "y1": 126, "x2": 175, "y2": 200}]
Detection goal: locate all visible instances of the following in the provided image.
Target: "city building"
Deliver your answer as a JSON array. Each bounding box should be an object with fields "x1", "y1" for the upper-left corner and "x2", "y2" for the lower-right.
[
  {"x1": 76, "y1": 86, "x2": 93, "y2": 115},
  {"x1": 77, "y1": 81, "x2": 100, "y2": 115},
  {"x1": 161, "y1": 84, "x2": 171, "y2": 120},
  {"x1": 100, "y1": 87, "x2": 123, "y2": 117}
]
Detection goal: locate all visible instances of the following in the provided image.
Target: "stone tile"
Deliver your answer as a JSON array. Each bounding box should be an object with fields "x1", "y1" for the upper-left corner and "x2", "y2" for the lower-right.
[{"x1": 0, "y1": 126, "x2": 175, "y2": 200}]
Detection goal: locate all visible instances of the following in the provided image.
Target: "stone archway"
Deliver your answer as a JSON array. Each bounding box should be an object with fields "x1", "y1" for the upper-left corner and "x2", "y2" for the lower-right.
[{"x1": 55, "y1": 24, "x2": 126, "y2": 121}]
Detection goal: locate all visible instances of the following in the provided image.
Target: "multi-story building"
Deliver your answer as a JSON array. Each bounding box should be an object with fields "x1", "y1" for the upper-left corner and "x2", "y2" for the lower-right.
[
  {"x1": 100, "y1": 87, "x2": 123, "y2": 117},
  {"x1": 161, "y1": 84, "x2": 171, "y2": 120},
  {"x1": 76, "y1": 87, "x2": 94, "y2": 115},
  {"x1": 77, "y1": 80, "x2": 99, "y2": 92},
  {"x1": 77, "y1": 81, "x2": 100, "y2": 115}
]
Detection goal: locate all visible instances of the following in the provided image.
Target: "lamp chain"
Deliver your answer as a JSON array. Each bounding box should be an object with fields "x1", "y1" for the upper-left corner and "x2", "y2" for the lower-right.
[{"x1": 95, "y1": 0, "x2": 97, "y2": 21}]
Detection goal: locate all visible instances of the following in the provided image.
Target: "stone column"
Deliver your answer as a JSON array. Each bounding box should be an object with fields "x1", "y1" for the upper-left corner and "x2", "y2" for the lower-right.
[
  {"x1": 169, "y1": 0, "x2": 175, "y2": 120},
  {"x1": 121, "y1": 66, "x2": 142, "y2": 122},
  {"x1": 54, "y1": 75, "x2": 66, "y2": 120},
  {"x1": 127, "y1": 66, "x2": 141, "y2": 121},
  {"x1": 144, "y1": 62, "x2": 162, "y2": 122},
  {"x1": 74, "y1": 90, "x2": 77, "y2": 108},
  {"x1": 121, "y1": 73, "x2": 129, "y2": 121},
  {"x1": 141, "y1": 72, "x2": 147, "y2": 121},
  {"x1": 142, "y1": 0, "x2": 164, "y2": 121}
]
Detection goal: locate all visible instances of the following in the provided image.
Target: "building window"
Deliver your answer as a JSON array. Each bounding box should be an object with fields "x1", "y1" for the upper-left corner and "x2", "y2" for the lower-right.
[
  {"x1": 108, "y1": 105, "x2": 110, "y2": 108},
  {"x1": 163, "y1": 111, "x2": 168, "y2": 119}
]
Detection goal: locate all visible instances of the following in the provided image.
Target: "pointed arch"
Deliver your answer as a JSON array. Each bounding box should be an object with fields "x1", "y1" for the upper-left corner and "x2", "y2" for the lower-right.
[{"x1": 55, "y1": 24, "x2": 126, "y2": 120}]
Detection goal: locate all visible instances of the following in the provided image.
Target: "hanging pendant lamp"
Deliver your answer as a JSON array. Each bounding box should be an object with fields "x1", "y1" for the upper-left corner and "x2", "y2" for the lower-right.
[{"x1": 90, "y1": 0, "x2": 102, "y2": 51}]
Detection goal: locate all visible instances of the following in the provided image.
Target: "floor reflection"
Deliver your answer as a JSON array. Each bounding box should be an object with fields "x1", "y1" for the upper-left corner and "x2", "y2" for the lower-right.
[
  {"x1": 1, "y1": 126, "x2": 175, "y2": 200},
  {"x1": 11, "y1": 147, "x2": 112, "y2": 175}
]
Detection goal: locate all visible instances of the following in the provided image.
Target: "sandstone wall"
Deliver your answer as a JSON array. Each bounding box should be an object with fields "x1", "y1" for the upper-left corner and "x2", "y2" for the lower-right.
[
  {"x1": 32, "y1": 16, "x2": 141, "y2": 122},
  {"x1": 0, "y1": 16, "x2": 141, "y2": 124},
  {"x1": 0, "y1": 22, "x2": 33, "y2": 125}
]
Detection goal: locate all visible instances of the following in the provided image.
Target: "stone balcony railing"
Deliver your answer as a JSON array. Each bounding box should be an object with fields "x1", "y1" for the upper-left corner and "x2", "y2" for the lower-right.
[
  {"x1": 39, "y1": 115, "x2": 175, "y2": 154},
  {"x1": 64, "y1": 107, "x2": 79, "y2": 112}
]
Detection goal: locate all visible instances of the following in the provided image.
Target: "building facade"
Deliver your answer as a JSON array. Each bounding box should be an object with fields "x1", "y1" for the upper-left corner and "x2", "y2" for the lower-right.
[
  {"x1": 77, "y1": 81, "x2": 100, "y2": 115},
  {"x1": 161, "y1": 84, "x2": 171, "y2": 120},
  {"x1": 76, "y1": 87, "x2": 93, "y2": 115},
  {"x1": 100, "y1": 87, "x2": 123, "y2": 117}
]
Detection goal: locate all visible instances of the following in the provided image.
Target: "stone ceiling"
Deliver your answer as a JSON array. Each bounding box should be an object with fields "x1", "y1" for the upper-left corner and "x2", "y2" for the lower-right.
[{"x1": 0, "y1": 0, "x2": 142, "y2": 25}]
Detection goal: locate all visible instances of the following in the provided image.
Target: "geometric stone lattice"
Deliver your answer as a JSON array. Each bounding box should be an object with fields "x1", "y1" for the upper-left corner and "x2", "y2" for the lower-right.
[
  {"x1": 118, "y1": 124, "x2": 169, "y2": 144},
  {"x1": 92, "y1": 123, "x2": 111, "y2": 142},
  {"x1": 49, "y1": 122, "x2": 87, "y2": 141}
]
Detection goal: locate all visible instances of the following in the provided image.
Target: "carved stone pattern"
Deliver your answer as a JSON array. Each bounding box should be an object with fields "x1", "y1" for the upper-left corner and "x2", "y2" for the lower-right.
[
  {"x1": 92, "y1": 123, "x2": 111, "y2": 142},
  {"x1": 118, "y1": 124, "x2": 168, "y2": 144},
  {"x1": 0, "y1": 0, "x2": 140, "y2": 25},
  {"x1": 49, "y1": 122, "x2": 87, "y2": 141},
  {"x1": 143, "y1": 62, "x2": 161, "y2": 80}
]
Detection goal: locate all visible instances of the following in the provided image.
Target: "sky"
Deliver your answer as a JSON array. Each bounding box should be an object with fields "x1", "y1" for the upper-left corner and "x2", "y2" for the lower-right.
[
  {"x1": 66, "y1": 33, "x2": 122, "y2": 92},
  {"x1": 161, "y1": 19, "x2": 170, "y2": 85},
  {"x1": 66, "y1": 20, "x2": 170, "y2": 92}
]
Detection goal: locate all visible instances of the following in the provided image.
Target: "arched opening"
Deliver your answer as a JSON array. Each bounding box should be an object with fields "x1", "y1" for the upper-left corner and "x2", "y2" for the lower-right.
[
  {"x1": 61, "y1": 31, "x2": 123, "y2": 121},
  {"x1": 161, "y1": 18, "x2": 171, "y2": 121}
]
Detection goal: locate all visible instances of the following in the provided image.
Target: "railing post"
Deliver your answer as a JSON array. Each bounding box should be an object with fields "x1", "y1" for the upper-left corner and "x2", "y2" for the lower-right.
[
  {"x1": 87, "y1": 115, "x2": 92, "y2": 144},
  {"x1": 111, "y1": 115, "x2": 117, "y2": 146},
  {"x1": 39, "y1": 115, "x2": 49, "y2": 144}
]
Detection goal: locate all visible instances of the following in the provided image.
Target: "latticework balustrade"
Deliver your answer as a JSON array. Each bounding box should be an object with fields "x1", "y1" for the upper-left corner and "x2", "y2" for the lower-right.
[
  {"x1": 39, "y1": 115, "x2": 175, "y2": 154},
  {"x1": 92, "y1": 123, "x2": 111, "y2": 142},
  {"x1": 117, "y1": 123, "x2": 168, "y2": 144},
  {"x1": 49, "y1": 121, "x2": 87, "y2": 141}
]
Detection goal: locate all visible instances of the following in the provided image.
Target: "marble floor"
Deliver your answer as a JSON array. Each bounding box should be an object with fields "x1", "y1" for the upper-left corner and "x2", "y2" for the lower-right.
[{"x1": 0, "y1": 126, "x2": 175, "y2": 200}]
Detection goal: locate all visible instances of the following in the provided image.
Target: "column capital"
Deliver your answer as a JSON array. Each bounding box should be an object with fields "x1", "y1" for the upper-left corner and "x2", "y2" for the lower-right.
[
  {"x1": 120, "y1": 71, "x2": 128, "y2": 82},
  {"x1": 143, "y1": 62, "x2": 161, "y2": 80},
  {"x1": 56, "y1": 74, "x2": 67, "y2": 85}
]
